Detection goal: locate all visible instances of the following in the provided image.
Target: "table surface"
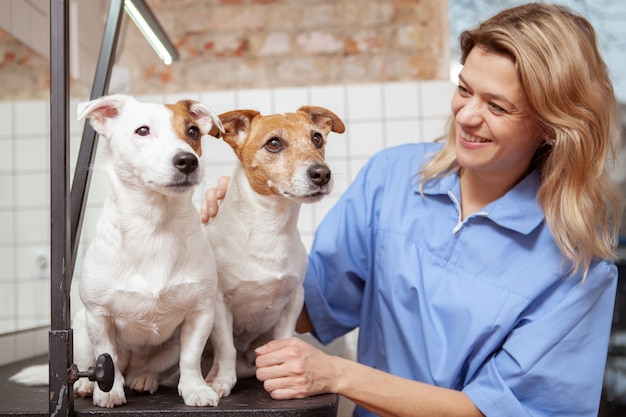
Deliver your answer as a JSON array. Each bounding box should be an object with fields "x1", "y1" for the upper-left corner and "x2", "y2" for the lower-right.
[{"x1": 0, "y1": 355, "x2": 338, "y2": 417}]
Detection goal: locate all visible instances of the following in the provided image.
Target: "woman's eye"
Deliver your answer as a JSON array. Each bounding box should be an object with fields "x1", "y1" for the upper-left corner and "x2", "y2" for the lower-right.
[
  {"x1": 457, "y1": 85, "x2": 470, "y2": 96},
  {"x1": 187, "y1": 125, "x2": 200, "y2": 140},
  {"x1": 311, "y1": 132, "x2": 324, "y2": 148},
  {"x1": 135, "y1": 126, "x2": 150, "y2": 136},
  {"x1": 264, "y1": 137, "x2": 284, "y2": 153},
  {"x1": 489, "y1": 103, "x2": 507, "y2": 113}
]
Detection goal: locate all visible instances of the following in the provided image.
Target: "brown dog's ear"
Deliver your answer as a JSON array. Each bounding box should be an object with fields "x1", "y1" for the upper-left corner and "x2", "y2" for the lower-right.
[
  {"x1": 215, "y1": 109, "x2": 260, "y2": 148},
  {"x1": 297, "y1": 106, "x2": 346, "y2": 135},
  {"x1": 208, "y1": 124, "x2": 222, "y2": 138}
]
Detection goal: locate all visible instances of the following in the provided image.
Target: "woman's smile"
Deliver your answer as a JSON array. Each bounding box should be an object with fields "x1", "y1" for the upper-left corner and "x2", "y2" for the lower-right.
[{"x1": 459, "y1": 129, "x2": 491, "y2": 144}]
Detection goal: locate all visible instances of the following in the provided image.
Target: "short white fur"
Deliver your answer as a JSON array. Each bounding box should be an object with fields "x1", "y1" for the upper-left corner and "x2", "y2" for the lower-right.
[{"x1": 11, "y1": 95, "x2": 225, "y2": 409}]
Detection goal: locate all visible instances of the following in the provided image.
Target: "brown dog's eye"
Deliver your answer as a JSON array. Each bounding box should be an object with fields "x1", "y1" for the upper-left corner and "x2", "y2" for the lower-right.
[
  {"x1": 135, "y1": 126, "x2": 150, "y2": 136},
  {"x1": 187, "y1": 125, "x2": 201, "y2": 141},
  {"x1": 311, "y1": 132, "x2": 323, "y2": 148},
  {"x1": 264, "y1": 137, "x2": 284, "y2": 153}
]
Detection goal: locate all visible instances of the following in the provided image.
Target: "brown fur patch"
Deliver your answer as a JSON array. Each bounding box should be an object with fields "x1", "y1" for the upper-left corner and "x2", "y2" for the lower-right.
[
  {"x1": 165, "y1": 100, "x2": 203, "y2": 156},
  {"x1": 217, "y1": 107, "x2": 344, "y2": 197}
]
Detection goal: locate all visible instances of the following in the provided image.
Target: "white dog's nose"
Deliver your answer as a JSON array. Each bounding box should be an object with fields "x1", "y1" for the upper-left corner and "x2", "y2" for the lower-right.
[{"x1": 173, "y1": 152, "x2": 199, "y2": 175}]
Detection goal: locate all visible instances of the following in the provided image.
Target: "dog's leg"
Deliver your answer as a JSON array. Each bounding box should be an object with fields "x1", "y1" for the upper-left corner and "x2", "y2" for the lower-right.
[
  {"x1": 178, "y1": 309, "x2": 219, "y2": 407},
  {"x1": 72, "y1": 310, "x2": 96, "y2": 398},
  {"x1": 235, "y1": 349, "x2": 259, "y2": 378},
  {"x1": 272, "y1": 285, "x2": 305, "y2": 340},
  {"x1": 205, "y1": 295, "x2": 238, "y2": 398},
  {"x1": 85, "y1": 310, "x2": 128, "y2": 408},
  {"x1": 126, "y1": 331, "x2": 181, "y2": 394}
]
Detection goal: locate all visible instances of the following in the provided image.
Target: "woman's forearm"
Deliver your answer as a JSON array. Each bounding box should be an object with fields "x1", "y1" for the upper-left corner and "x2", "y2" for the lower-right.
[{"x1": 329, "y1": 354, "x2": 484, "y2": 417}]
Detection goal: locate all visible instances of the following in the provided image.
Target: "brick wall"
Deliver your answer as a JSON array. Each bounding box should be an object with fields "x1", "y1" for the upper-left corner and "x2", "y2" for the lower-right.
[
  {"x1": 0, "y1": 30, "x2": 50, "y2": 99},
  {"x1": 0, "y1": 0, "x2": 449, "y2": 98},
  {"x1": 116, "y1": 0, "x2": 450, "y2": 94}
]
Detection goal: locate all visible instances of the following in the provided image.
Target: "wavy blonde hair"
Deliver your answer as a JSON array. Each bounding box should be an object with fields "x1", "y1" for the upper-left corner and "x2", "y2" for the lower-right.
[{"x1": 419, "y1": 3, "x2": 624, "y2": 280}]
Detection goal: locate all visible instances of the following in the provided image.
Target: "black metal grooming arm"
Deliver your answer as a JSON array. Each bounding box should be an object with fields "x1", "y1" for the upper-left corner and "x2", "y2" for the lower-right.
[{"x1": 49, "y1": 0, "x2": 123, "y2": 415}]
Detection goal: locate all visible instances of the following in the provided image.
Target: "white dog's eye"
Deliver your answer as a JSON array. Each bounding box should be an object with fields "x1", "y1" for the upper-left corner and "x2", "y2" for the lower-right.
[
  {"x1": 135, "y1": 126, "x2": 150, "y2": 137},
  {"x1": 311, "y1": 132, "x2": 324, "y2": 149},
  {"x1": 264, "y1": 137, "x2": 284, "y2": 153}
]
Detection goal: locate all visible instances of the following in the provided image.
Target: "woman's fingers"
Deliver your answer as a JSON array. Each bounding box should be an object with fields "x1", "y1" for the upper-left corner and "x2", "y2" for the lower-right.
[
  {"x1": 255, "y1": 338, "x2": 331, "y2": 399},
  {"x1": 200, "y1": 176, "x2": 230, "y2": 223}
]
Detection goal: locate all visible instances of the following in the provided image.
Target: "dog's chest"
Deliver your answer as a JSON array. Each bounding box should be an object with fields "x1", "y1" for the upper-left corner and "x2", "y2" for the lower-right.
[
  {"x1": 225, "y1": 275, "x2": 300, "y2": 337},
  {"x1": 110, "y1": 283, "x2": 205, "y2": 346}
]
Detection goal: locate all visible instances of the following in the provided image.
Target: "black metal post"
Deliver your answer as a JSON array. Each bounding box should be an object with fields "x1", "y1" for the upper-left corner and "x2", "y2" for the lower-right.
[
  {"x1": 49, "y1": 0, "x2": 73, "y2": 416},
  {"x1": 48, "y1": 2, "x2": 177, "y2": 415},
  {"x1": 70, "y1": 0, "x2": 124, "y2": 275}
]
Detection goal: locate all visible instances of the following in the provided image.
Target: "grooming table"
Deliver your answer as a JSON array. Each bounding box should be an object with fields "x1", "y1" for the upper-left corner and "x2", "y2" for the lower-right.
[{"x1": 0, "y1": 355, "x2": 337, "y2": 417}]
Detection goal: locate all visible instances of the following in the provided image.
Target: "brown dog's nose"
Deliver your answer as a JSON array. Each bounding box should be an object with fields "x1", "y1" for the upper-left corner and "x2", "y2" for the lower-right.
[
  {"x1": 307, "y1": 164, "x2": 331, "y2": 187},
  {"x1": 173, "y1": 152, "x2": 199, "y2": 175}
]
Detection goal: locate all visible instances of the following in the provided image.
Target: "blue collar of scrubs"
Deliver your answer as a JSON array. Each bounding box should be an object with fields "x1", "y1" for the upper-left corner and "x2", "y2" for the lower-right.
[{"x1": 416, "y1": 170, "x2": 545, "y2": 235}]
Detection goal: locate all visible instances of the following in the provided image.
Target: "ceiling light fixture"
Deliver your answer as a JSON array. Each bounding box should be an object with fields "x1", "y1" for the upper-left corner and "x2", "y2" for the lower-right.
[{"x1": 124, "y1": 0, "x2": 179, "y2": 65}]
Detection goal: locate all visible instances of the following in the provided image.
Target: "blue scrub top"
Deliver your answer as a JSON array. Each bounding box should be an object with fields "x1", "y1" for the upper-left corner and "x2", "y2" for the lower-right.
[{"x1": 304, "y1": 142, "x2": 617, "y2": 417}]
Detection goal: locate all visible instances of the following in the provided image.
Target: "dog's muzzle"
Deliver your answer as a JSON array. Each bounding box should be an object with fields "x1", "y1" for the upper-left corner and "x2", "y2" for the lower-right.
[
  {"x1": 307, "y1": 164, "x2": 331, "y2": 187},
  {"x1": 165, "y1": 152, "x2": 202, "y2": 192},
  {"x1": 173, "y1": 152, "x2": 199, "y2": 175}
]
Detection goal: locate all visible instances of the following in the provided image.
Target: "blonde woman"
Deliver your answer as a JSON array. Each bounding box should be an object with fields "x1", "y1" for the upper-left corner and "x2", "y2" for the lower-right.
[{"x1": 203, "y1": 3, "x2": 624, "y2": 416}]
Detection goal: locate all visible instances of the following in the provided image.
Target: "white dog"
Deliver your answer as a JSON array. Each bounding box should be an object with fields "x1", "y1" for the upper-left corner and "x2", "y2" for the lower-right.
[
  {"x1": 11, "y1": 95, "x2": 225, "y2": 408},
  {"x1": 203, "y1": 107, "x2": 345, "y2": 397}
]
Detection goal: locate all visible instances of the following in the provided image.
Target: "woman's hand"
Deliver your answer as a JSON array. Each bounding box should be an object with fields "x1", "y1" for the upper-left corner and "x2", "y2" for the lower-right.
[
  {"x1": 200, "y1": 176, "x2": 230, "y2": 223},
  {"x1": 255, "y1": 337, "x2": 484, "y2": 417},
  {"x1": 255, "y1": 337, "x2": 338, "y2": 400}
]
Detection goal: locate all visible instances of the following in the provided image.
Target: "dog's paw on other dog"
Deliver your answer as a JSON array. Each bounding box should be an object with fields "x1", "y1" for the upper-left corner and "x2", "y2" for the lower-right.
[{"x1": 10, "y1": 95, "x2": 225, "y2": 408}]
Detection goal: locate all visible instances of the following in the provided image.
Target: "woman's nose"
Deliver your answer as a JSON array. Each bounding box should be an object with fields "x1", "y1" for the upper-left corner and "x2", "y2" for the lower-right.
[{"x1": 455, "y1": 99, "x2": 482, "y2": 126}]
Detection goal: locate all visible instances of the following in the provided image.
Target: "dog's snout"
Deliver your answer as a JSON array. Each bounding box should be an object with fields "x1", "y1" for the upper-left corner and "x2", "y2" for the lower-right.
[
  {"x1": 307, "y1": 164, "x2": 331, "y2": 187},
  {"x1": 173, "y1": 152, "x2": 199, "y2": 175}
]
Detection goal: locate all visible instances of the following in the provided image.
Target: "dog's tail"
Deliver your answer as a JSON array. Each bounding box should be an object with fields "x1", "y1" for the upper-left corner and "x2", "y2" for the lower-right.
[{"x1": 9, "y1": 364, "x2": 48, "y2": 386}]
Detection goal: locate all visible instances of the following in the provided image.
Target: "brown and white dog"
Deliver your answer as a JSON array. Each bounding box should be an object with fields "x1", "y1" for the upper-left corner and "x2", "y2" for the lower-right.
[
  {"x1": 11, "y1": 95, "x2": 225, "y2": 408},
  {"x1": 203, "y1": 107, "x2": 345, "y2": 397}
]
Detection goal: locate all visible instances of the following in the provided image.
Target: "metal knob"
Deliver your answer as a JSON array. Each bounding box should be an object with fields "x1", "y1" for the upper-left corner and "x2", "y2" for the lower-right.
[{"x1": 70, "y1": 353, "x2": 115, "y2": 392}]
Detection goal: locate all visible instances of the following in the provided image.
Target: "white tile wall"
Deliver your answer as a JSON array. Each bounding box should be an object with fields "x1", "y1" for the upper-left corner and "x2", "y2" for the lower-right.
[
  {"x1": 0, "y1": 327, "x2": 48, "y2": 367},
  {"x1": 0, "y1": 81, "x2": 455, "y2": 376},
  {"x1": 273, "y1": 87, "x2": 309, "y2": 113},
  {"x1": 0, "y1": 98, "x2": 51, "y2": 339},
  {"x1": 346, "y1": 84, "x2": 383, "y2": 121},
  {"x1": 0, "y1": 102, "x2": 13, "y2": 135}
]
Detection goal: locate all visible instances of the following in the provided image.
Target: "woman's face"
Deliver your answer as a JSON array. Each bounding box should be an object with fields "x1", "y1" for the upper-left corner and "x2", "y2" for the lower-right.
[{"x1": 452, "y1": 47, "x2": 542, "y2": 182}]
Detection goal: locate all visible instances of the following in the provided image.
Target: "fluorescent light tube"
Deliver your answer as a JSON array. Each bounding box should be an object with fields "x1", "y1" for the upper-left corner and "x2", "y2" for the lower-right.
[{"x1": 124, "y1": 0, "x2": 178, "y2": 65}]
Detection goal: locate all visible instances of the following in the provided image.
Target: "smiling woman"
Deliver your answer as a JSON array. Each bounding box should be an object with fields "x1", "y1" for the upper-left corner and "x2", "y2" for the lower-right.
[
  {"x1": 437, "y1": 2, "x2": 624, "y2": 280},
  {"x1": 229, "y1": 4, "x2": 625, "y2": 417},
  {"x1": 451, "y1": 47, "x2": 543, "y2": 215},
  {"x1": 447, "y1": 0, "x2": 626, "y2": 246}
]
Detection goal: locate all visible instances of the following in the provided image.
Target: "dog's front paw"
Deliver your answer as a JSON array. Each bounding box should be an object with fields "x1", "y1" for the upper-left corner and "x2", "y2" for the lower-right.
[
  {"x1": 129, "y1": 373, "x2": 159, "y2": 394},
  {"x1": 93, "y1": 384, "x2": 126, "y2": 408},
  {"x1": 178, "y1": 381, "x2": 219, "y2": 407},
  {"x1": 74, "y1": 379, "x2": 94, "y2": 398},
  {"x1": 205, "y1": 363, "x2": 237, "y2": 398},
  {"x1": 207, "y1": 375, "x2": 236, "y2": 398}
]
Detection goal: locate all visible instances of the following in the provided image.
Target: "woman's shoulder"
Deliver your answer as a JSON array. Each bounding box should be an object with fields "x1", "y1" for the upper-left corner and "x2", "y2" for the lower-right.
[{"x1": 368, "y1": 141, "x2": 444, "y2": 170}]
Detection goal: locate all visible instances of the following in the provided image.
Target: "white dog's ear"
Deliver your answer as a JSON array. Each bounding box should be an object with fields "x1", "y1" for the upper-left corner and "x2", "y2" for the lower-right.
[
  {"x1": 76, "y1": 94, "x2": 131, "y2": 136},
  {"x1": 187, "y1": 102, "x2": 225, "y2": 138},
  {"x1": 297, "y1": 106, "x2": 345, "y2": 135}
]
